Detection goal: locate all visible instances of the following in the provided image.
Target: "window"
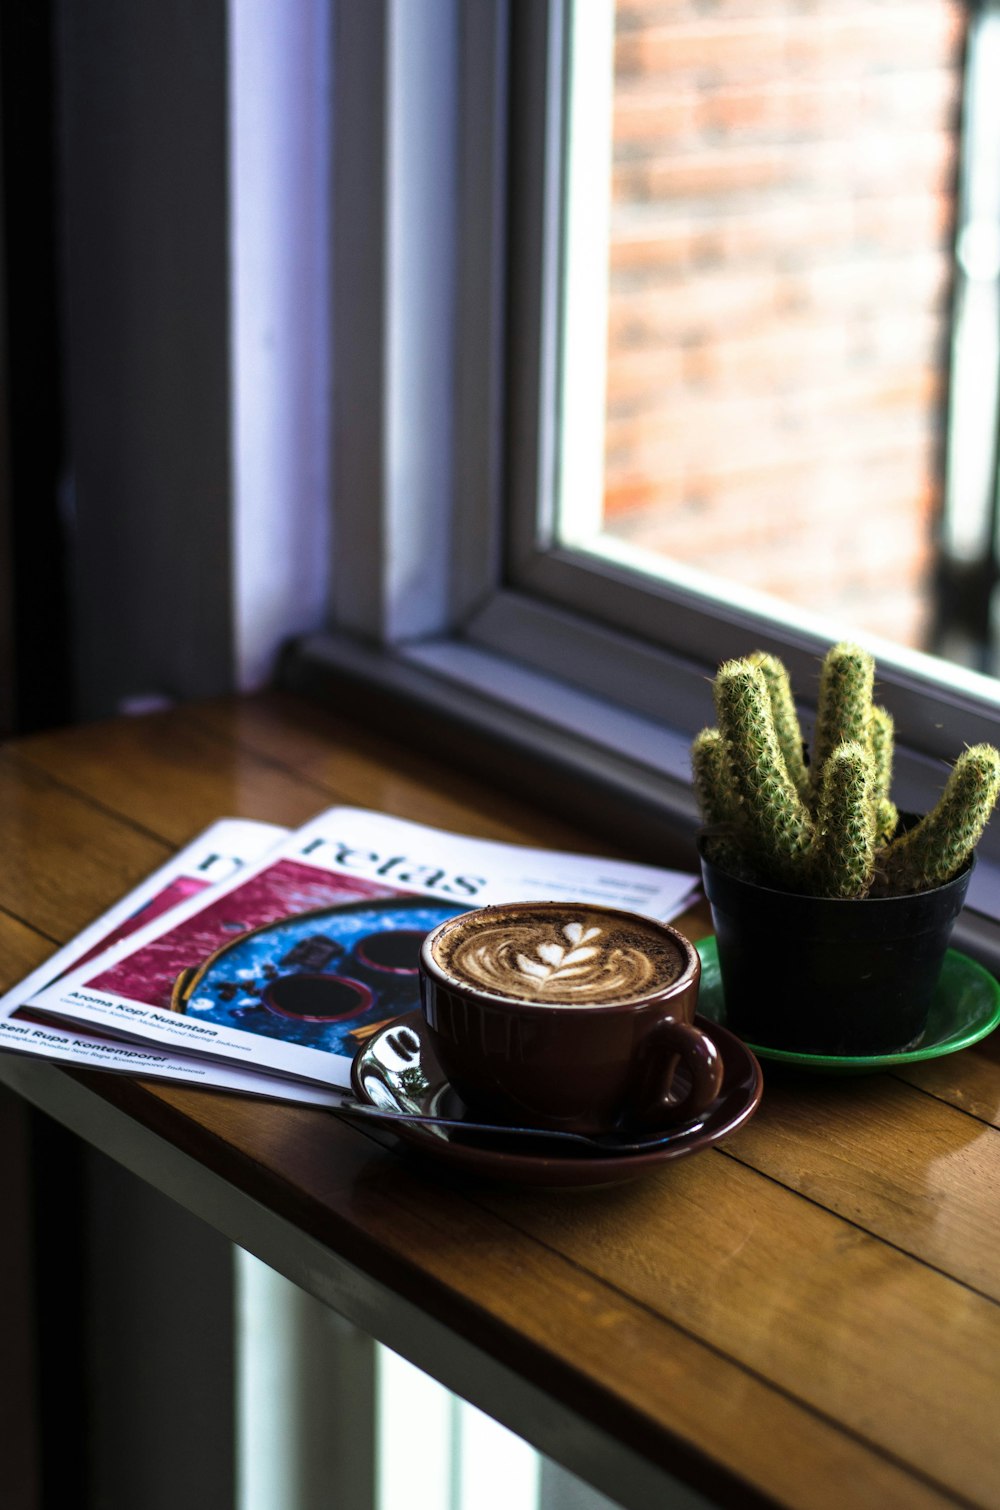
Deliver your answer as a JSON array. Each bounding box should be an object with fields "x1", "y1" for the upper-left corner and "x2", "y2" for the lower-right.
[
  {"x1": 291, "y1": 0, "x2": 1000, "y2": 932},
  {"x1": 489, "y1": 2, "x2": 1000, "y2": 709}
]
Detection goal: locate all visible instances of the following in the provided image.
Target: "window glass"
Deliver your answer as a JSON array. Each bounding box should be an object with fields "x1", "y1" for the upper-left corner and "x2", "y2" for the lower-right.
[{"x1": 555, "y1": 0, "x2": 998, "y2": 675}]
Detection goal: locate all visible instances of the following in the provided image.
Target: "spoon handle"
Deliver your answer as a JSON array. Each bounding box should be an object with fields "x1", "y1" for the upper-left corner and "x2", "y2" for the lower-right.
[{"x1": 333, "y1": 1099, "x2": 686, "y2": 1153}]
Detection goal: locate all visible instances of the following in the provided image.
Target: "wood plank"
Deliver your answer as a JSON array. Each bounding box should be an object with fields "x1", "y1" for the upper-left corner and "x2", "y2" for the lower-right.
[
  {"x1": 10, "y1": 707, "x2": 328, "y2": 844},
  {"x1": 0, "y1": 911, "x2": 58, "y2": 992},
  {"x1": 186, "y1": 693, "x2": 609, "y2": 853},
  {"x1": 50, "y1": 1071, "x2": 958, "y2": 1510},
  {"x1": 0, "y1": 755, "x2": 168, "y2": 942},
  {"x1": 724, "y1": 1074, "x2": 1000, "y2": 1299},
  {"x1": 480, "y1": 1148, "x2": 1000, "y2": 1508},
  {"x1": 896, "y1": 1035, "x2": 1000, "y2": 1127}
]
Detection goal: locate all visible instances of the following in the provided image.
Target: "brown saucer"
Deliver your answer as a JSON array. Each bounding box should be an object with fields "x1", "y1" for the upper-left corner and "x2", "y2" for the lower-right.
[{"x1": 350, "y1": 1011, "x2": 763, "y2": 1187}]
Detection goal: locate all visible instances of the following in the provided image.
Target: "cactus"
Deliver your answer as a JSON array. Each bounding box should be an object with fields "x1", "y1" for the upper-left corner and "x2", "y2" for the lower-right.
[
  {"x1": 713, "y1": 660, "x2": 815, "y2": 886},
  {"x1": 874, "y1": 744, "x2": 1000, "y2": 896},
  {"x1": 748, "y1": 651, "x2": 809, "y2": 800},
  {"x1": 691, "y1": 728, "x2": 757, "y2": 880},
  {"x1": 692, "y1": 643, "x2": 1000, "y2": 899},
  {"x1": 870, "y1": 704, "x2": 894, "y2": 796},
  {"x1": 807, "y1": 742, "x2": 878, "y2": 898},
  {"x1": 809, "y1": 643, "x2": 875, "y2": 803},
  {"x1": 691, "y1": 727, "x2": 734, "y2": 830},
  {"x1": 870, "y1": 705, "x2": 899, "y2": 845}
]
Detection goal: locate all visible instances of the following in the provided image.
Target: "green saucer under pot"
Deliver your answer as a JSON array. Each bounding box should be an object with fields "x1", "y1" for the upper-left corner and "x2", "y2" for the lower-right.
[{"x1": 695, "y1": 937, "x2": 1000, "y2": 1074}]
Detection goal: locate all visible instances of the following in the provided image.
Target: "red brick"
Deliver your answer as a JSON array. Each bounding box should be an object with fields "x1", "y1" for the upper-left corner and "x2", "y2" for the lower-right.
[
  {"x1": 783, "y1": 251, "x2": 951, "y2": 317},
  {"x1": 602, "y1": 386, "x2": 939, "y2": 475},
  {"x1": 692, "y1": 446, "x2": 938, "y2": 516},
  {"x1": 600, "y1": 440, "x2": 941, "y2": 545},
  {"x1": 613, "y1": 128, "x2": 956, "y2": 204},
  {"x1": 605, "y1": 340, "x2": 946, "y2": 425},
  {"x1": 659, "y1": 316, "x2": 942, "y2": 397},
  {"x1": 609, "y1": 195, "x2": 953, "y2": 276},
  {"x1": 607, "y1": 270, "x2": 782, "y2": 344},
  {"x1": 613, "y1": 69, "x2": 959, "y2": 148},
  {"x1": 605, "y1": 250, "x2": 950, "y2": 347},
  {"x1": 594, "y1": 0, "x2": 960, "y2": 654},
  {"x1": 600, "y1": 475, "x2": 937, "y2": 650},
  {"x1": 614, "y1": 7, "x2": 965, "y2": 83}
]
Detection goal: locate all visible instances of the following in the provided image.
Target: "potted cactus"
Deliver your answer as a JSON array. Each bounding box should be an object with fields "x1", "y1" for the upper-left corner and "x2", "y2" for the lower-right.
[{"x1": 694, "y1": 643, "x2": 1000, "y2": 1055}]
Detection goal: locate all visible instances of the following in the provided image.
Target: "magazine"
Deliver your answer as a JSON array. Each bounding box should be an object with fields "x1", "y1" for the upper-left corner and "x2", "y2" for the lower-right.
[
  {"x1": 28, "y1": 806, "x2": 701, "y2": 1092},
  {"x1": 0, "y1": 819, "x2": 348, "y2": 1107}
]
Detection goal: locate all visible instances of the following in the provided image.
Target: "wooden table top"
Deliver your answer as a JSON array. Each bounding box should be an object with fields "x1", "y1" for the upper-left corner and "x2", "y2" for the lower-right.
[{"x1": 1, "y1": 690, "x2": 999, "y2": 1510}]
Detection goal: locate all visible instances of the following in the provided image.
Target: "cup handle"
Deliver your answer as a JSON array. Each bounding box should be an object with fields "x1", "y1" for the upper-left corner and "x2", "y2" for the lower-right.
[{"x1": 632, "y1": 1019, "x2": 724, "y2": 1131}]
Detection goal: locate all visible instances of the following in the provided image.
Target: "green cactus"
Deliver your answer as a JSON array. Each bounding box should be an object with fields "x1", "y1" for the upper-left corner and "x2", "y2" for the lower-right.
[
  {"x1": 869, "y1": 705, "x2": 899, "y2": 844},
  {"x1": 807, "y1": 742, "x2": 877, "y2": 898},
  {"x1": 809, "y1": 643, "x2": 875, "y2": 803},
  {"x1": 874, "y1": 744, "x2": 1000, "y2": 896},
  {"x1": 875, "y1": 798, "x2": 899, "y2": 848},
  {"x1": 691, "y1": 728, "x2": 757, "y2": 880},
  {"x1": 870, "y1": 705, "x2": 894, "y2": 796},
  {"x1": 692, "y1": 643, "x2": 999, "y2": 899},
  {"x1": 691, "y1": 727, "x2": 733, "y2": 829},
  {"x1": 713, "y1": 659, "x2": 815, "y2": 886},
  {"x1": 748, "y1": 651, "x2": 809, "y2": 800}
]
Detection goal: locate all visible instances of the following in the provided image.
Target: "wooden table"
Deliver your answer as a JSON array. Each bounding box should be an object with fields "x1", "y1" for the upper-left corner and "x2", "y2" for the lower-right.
[{"x1": 1, "y1": 691, "x2": 999, "y2": 1510}]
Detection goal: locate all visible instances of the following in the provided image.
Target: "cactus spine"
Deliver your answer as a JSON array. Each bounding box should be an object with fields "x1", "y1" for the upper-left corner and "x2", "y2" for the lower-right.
[{"x1": 693, "y1": 643, "x2": 1000, "y2": 899}]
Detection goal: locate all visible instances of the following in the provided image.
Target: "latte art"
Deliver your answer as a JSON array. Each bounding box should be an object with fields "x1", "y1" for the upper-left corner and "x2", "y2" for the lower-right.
[{"x1": 432, "y1": 906, "x2": 685, "y2": 1005}]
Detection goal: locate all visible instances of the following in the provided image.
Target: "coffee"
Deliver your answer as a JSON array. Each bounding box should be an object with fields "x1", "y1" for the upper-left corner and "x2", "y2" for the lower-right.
[
  {"x1": 420, "y1": 902, "x2": 719, "y2": 1135},
  {"x1": 429, "y1": 903, "x2": 685, "y2": 1006}
]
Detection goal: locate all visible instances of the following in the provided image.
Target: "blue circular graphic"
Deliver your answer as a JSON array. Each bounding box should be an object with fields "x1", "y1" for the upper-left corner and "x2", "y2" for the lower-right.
[{"x1": 176, "y1": 897, "x2": 464, "y2": 1056}]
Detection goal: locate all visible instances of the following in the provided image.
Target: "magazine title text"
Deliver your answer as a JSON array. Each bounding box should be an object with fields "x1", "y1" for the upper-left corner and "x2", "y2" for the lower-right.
[{"x1": 300, "y1": 837, "x2": 486, "y2": 900}]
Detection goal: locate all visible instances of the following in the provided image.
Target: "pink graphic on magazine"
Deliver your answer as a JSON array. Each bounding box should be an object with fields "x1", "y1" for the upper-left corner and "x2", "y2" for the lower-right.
[
  {"x1": 70, "y1": 876, "x2": 212, "y2": 972},
  {"x1": 86, "y1": 861, "x2": 402, "y2": 1011},
  {"x1": 12, "y1": 875, "x2": 214, "y2": 1028}
]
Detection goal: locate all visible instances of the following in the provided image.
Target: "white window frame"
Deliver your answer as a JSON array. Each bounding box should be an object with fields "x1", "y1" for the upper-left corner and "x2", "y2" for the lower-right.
[{"x1": 289, "y1": 0, "x2": 1000, "y2": 947}]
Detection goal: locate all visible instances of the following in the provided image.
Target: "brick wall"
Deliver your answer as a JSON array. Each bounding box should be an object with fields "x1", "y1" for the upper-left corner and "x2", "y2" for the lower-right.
[{"x1": 602, "y1": 0, "x2": 967, "y2": 648}]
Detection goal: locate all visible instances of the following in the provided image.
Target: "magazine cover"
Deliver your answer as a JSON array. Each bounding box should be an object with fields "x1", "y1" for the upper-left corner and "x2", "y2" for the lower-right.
[
  {"x1": 0, "y1": 818, "x2": 348, "y2": 1107},
  {"x1": 28, "y1": 807, "x2": 701, "y2": 1091}
]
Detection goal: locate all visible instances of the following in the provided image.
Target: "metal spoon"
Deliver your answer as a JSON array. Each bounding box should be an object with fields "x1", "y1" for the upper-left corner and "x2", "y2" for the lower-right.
[{"x1": 333, "y1": 1099, "x2": 700, "y2": 1154}]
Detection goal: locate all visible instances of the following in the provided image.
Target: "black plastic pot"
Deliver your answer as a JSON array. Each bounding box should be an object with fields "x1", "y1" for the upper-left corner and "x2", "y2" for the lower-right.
[{"x1": 698, "y1": 843, "x2": 973, "y2": 1055}]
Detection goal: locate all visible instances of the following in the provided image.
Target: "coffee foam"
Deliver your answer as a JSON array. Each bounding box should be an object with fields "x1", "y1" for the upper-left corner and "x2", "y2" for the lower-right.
[{"x1": 430, "y1": 905, "x2": 685, "y2": 1005}]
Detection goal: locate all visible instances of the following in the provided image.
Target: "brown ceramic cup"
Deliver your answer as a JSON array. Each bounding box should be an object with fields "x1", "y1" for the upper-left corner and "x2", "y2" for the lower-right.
[{"x1": 418, "y1": 901, "x2": 722, "y2": 1135}]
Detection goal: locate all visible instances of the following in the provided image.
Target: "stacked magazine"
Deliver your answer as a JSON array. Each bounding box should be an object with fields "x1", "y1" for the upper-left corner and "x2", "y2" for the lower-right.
[{"x1": 0, "y1": 807, "x2": 701, "y2": 1110}]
